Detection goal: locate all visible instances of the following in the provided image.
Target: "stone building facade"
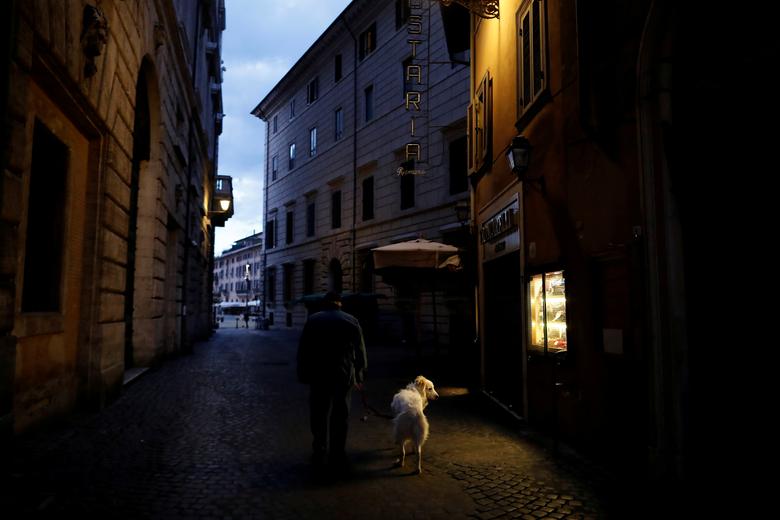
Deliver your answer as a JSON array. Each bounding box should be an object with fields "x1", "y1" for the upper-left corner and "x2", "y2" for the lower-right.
[
  {"x1": 252, "y1": 0, "x2": 471, "y2": 343},
  {"x1": 0, "y1": 0, "x2": 226, "y2": 435},
  {"x1": 213, "y1": 233, "x2": 263, "y2": 305}
]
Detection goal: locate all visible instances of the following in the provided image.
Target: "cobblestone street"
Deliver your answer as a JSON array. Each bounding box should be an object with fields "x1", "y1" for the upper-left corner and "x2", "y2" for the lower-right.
[{"x1": 1, "y1": 328, "x2": 630, "y2": 519}]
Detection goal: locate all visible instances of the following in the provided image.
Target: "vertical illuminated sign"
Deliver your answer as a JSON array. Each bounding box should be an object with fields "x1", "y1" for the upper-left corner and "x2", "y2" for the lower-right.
[{"x1": 398, "y1": 0, "x2": 426, "y2": 176}]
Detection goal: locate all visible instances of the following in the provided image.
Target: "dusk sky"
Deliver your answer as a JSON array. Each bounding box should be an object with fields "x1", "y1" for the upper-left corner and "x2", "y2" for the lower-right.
[{"x1": 215, "y1": 0, "x2": 352, "y2": 254}]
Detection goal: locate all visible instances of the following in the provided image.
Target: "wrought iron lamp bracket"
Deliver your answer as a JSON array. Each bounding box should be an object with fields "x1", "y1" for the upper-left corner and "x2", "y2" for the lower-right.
[{"x1": 439, "y1": 0, "x2": 499, "y2": 19}]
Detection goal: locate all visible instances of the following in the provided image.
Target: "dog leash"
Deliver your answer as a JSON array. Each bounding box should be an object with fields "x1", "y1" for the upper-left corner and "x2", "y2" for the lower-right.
[{"x1": 358, "y1": 385, "x2": 394, "y2": 420}]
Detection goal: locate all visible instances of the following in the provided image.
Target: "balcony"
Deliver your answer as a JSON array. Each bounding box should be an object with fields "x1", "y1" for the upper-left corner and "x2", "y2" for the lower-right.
[{"x1": 210, "y1": 175, "x2": 234, "y2": 227}]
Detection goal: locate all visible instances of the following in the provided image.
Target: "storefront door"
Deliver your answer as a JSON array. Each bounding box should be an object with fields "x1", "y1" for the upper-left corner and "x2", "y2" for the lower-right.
[{"x1": 483, "y1": 250, "x2": 524, "y2": 415}]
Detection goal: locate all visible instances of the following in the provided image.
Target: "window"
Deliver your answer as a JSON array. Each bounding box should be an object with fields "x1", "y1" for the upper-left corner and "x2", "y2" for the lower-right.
[
  {"x1": 289, "y1": 142, "x2": 296, "y2": 169},
  {"x1": 359, "y1": 22, "x2": 376, "y2": 61},
  {"x1": 307, "y1": 76, "x2": 319, "y2": 104},
  {"x1": 335, "y1": 53, "x2": 343, "y2": 82},
  {"x1": 449, "y1": 135, "x2": 468, "y2": 194},
  {"x1": 402, "y1": 56, "x2": 420, "y2": 96},
  {"x1": 364, "y1": 85, "x2": 374, "y2": 122},
  {"x1": 283, "y1": 263, "x2": 294, "y2": 304},
  {"x1": 289, "y1": 99, "x2": 295, "y2": 119},
  {"x1": 362, "y1": 176, "x2": 374, "y2": 221},
  {"x1": 266, "y1": 217, "x2": 276, "y2": 249},
  {"x1": 266, "y1": 267, "x2": 276, "y2": 303},
  {"x1": 303, "y1": 259, "x2": 316, "y2": 295},
  {"x1": 309, "y1": 127, "x2": 317, "y2": 156},
  {"x1": 286, "y1": 210, "x2": 294, "y2": 244},
  {"x1": 271, "y1": 155, "x2": 278, "y2": 181},
  {"x1": 306, "y1": 200, "x2": 316, "y2": 237},
  {"x1": 273, "y1": 114, "x2": 278, "y2": 133},
  {"x1": 528, "y1": 270, "x2": 567, "y2": 355},
  {"x1": 395, "y1": 0, "x2": 410, "y2": 29},
  {"x1": 468, "y1": 71, "x2": 492, "y2": 175},
  {"x1": 334, "y1": 108, "x2": 344, "y2": 140},
  {"x1": 22, "y1": 120, "x2": 68, "y2": 312},
  {"x1": 516, "y1": 0, "x2": 547, "y2": 117},
  {"x1": 360, "y1": 253, "x2": 374, "y2": 293},
  {"x1": 331, "y1": 190, "x2": 342, "y2": 229},
  {"x1": 400, "y1": 173, "x2": 414, "y2": 210}
]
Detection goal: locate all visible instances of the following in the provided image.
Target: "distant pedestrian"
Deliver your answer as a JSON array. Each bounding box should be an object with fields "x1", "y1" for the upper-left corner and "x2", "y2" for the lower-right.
[
  {"x1": 297, "y1": 291, "x2": 367, "y2": 471},
  {"x1": 243, "y1": 312, "x2": 249, "y2": 328}
]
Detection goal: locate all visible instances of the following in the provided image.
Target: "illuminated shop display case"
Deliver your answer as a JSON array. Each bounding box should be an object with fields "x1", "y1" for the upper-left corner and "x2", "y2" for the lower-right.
[{"x1": 528, "y1": 270, "x2": 567, "y2": 354}]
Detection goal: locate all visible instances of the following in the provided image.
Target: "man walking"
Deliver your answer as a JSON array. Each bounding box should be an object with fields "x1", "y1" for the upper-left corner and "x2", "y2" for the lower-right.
[{"x1": 297, "y1": 291, "x2": 367, "y2": 472}]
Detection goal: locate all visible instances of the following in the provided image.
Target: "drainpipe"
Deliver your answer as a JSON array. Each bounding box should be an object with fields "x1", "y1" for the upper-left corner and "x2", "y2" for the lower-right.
[
  {"x1": 181, "y1": 1, "x2": 203, "y2": 353},
  {"x1": 339, "y1": 15, "x2": 358, "y2": 292},
  {"x1": 262, "y1": 120, "x2": 269, "y2": 324}
]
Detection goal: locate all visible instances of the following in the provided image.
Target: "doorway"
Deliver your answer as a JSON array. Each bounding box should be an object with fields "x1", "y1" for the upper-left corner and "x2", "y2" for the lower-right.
[
  {"x1": 483, "y1": 250, "x2": 524, "y2": 415},
  {"x1": 124, "y1": 63, "x2": 152, "y2": 368}
]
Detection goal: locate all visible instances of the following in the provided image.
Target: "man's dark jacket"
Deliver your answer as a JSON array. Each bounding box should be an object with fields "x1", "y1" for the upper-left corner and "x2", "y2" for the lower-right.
[{"x1": 297, "y1": 308, "x2": 367, "y2": 387}]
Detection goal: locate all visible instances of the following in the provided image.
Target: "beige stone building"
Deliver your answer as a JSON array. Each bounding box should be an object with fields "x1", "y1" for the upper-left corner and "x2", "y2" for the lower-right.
[
  {"x1": 213, "y1": 232, "x2": 263, "y2": 305},
  {"x1": 252, "y1": 0, "x2": 471, "y2": 344},
  {"x1": 0, "y1": 0, "x2": 228, "y2": 435}
]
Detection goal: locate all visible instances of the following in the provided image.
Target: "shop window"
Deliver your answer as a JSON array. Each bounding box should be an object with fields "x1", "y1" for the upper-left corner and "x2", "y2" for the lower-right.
[
  {"x1": 528, "y1": 270, "x2": 567, "y2": 354},
  {"x1": 22, "y1": 120, "x2": 68, "y2": 312}
]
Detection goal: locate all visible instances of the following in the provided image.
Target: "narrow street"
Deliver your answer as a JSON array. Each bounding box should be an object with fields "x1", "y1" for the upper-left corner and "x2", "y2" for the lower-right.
[{"x1": 2, "y1": 328, "x2": 624, "y2": 519}]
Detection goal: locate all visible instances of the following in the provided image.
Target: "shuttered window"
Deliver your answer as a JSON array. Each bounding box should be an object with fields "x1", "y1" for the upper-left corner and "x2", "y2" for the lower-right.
[{"x1": 516, "y1": 0, "x2": 547, "y2": 117}]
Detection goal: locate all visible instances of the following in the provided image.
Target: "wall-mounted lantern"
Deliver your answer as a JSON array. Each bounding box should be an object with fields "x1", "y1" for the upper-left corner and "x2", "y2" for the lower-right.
[
  {"x1": 506, "y1": 136, "x2": 532, "y2": 177},
  {"x1": 507, "y1": 136, "x2": 544, "y2": 192}
]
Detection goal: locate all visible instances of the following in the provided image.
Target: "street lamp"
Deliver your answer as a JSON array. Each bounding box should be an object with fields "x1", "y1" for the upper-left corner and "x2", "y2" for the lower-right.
[{"x1": 244, "y1": 263, "x2": 250, "y2": 328}]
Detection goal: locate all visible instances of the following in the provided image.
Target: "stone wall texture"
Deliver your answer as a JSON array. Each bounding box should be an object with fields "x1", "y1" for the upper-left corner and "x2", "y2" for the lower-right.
[{"x1": 0, "y1": 0, "x2": 224, "y2": 435}]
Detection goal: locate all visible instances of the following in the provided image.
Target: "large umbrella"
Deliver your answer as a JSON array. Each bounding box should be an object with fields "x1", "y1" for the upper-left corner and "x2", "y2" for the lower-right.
[
  {"x1": 372, "y1": 239, "x2": 462, "y2": 348},
  {"x1": 372, "y1": 238, "x2": 460, "y2": 270}
]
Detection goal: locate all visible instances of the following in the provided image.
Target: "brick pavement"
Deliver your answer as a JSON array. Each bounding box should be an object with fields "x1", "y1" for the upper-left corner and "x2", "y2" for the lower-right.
[{"x1": 0, "y1": 327, "x2": 632, "y2": 519}]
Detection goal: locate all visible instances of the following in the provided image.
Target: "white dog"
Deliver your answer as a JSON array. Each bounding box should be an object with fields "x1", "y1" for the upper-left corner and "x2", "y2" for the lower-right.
[{"x1": 391, "y1": 375, "x2": 439, "y2": 474}]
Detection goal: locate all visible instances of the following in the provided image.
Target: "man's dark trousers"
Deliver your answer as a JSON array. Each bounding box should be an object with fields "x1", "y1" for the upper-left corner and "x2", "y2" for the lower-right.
[{"x1": 309, "y1": 383, "x2": 352, "y2": 460}]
